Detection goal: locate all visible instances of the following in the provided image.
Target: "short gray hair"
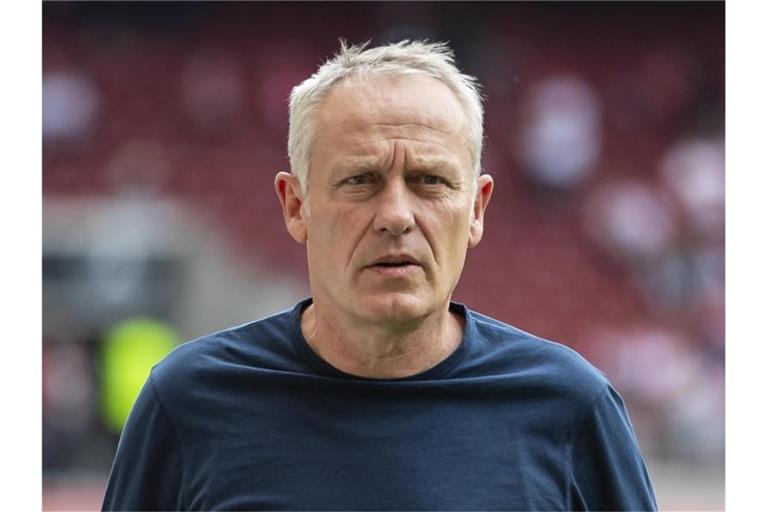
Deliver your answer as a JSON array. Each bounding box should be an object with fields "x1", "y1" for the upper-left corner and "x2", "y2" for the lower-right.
[{"x1": 287, "y1": 39, "x2": 485, "y2": 194}]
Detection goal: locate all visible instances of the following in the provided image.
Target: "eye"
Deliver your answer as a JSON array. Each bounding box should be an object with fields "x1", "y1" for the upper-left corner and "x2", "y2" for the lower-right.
[
  {"x1": 342, "y1": 173, "x2": 377, "y2": 186},
  {"x1": 418, "y1": 174, "x2": 447, "y2": 186}
]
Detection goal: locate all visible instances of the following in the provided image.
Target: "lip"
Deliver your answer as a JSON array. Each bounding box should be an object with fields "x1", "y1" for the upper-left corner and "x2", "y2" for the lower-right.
[
  {"x1": 369, "y1": 254, "x2": 420, "y2": 266},
  {"x1": 365, "y1": 262, "x2": 421, "y2": 278},
  {"x1": 365, "y1": 254, "x2": 422, "y2": 278}
]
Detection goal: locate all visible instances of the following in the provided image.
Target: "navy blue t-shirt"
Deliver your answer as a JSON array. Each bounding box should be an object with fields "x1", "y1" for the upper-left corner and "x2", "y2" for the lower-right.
[{"x1": 103, "y1": 299, "x2": 657, "y2": 511}]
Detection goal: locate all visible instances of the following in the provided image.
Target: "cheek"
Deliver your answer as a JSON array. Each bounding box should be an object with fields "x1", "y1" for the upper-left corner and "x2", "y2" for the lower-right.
[
  {"x1": 421, "y1": 200, "x2": 472, "y2": 263},
  {"x1": 312, "y1": 207, "x2": 370, "y2": 267},
  {"x1": 446, "y1": 213, "x2": 472, "y2": 262},
  {"x1": 452, "y1": 204, "x2": 475, "y2": 248},
  {"x1": 327, "y1": 207, "x2": 361, "y2": 240}
]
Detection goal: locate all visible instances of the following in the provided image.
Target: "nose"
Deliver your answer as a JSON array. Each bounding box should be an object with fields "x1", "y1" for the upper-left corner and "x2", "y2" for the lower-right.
[{"x1": 373, "y1": 178, "x2": 415, "y2": 237}]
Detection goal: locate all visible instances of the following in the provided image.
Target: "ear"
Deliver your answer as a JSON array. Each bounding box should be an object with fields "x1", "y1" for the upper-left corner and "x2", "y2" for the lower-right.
[
  {"x1": 468, "y1": 174, "x2": 494, "y2": 248},
  {"x1": 274, "y1": 171, "x2": 308, "y2": 244}
]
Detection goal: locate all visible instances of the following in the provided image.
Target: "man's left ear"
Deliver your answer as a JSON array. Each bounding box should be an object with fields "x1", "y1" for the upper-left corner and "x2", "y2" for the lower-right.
[{"x1": 468, "y1": 174, "x2": 494, "y2": 248}]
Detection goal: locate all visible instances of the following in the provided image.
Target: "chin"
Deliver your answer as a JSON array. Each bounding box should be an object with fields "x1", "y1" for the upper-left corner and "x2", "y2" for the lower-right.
[{"x1": 356, "y1": 291, "x2": 436, "y2": 325}]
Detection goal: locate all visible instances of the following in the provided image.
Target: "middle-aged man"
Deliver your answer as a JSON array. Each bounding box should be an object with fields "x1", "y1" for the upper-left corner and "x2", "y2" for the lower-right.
[{"x1": 103, "y1": 40, "x2": 657, "y2": 511}]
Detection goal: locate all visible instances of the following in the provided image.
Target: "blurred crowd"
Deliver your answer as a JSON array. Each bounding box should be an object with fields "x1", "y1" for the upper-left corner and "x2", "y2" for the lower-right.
[{"x1": 42, "y1": 0, "x2": 724, "y2": 484}]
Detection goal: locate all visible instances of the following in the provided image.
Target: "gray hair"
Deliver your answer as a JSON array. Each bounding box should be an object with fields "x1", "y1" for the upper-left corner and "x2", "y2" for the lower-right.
[{"x1": 287, "y1": 39, "x2": 485, "y2": 194}]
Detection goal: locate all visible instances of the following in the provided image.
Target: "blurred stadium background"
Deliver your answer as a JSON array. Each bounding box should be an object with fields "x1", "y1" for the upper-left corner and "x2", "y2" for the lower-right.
[{"x1": 42, "y1": 2, "x2": 724, "y2": 510}]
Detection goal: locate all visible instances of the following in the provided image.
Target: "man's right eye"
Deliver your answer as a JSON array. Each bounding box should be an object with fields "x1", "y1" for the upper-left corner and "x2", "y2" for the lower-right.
[{"x1": 342, "y1": 173, "x2": 375, "y2": 186}]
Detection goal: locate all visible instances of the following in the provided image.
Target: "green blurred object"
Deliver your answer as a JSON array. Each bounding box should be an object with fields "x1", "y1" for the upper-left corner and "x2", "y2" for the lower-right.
[{"x1": 101, "y1": 318, "x2": 179, "y2": 433}]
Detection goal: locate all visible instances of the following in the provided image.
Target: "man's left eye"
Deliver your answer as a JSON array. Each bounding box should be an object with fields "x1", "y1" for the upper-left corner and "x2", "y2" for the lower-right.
[{"x1": 419, "y1": 175, "x2": 446, "y2": 186}]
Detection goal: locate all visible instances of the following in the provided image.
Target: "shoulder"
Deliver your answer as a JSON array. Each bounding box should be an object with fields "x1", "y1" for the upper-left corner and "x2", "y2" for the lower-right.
[
  {"x1": 149, "y1": 301, "x2": 306, "y2": 397},
  {"x1": 463, "y1": 308, "x2": 610, "y2": 403}
]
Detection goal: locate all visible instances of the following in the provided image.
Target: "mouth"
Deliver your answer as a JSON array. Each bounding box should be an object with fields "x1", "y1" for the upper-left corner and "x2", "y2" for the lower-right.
[
  {"x1": 369, "y1": 254, "x2": 420, "y2": 267},
  {"x1": 365, "y1": 255, "x2": 422, "y2": 276}
]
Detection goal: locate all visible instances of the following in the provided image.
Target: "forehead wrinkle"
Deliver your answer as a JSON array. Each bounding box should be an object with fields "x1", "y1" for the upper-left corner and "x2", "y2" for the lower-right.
[
  {"x1": 334, "y1": 121, "x2": 458, "y2": 148},
  {"x1": 331, "y1": 135, "x2": 455, "y2": 166},
  {"x1": 339, "y1": 137, "x2": 454, "y2": 161},
  {"x1": 371, "y1": 122, "x2": 459, "y2": 136},
  {"x1": 367, "y1": 122, "x2": 471, "y2": 170},
  {"x1": 367, "y1": 118, "x2": 465, "y2": 146}
]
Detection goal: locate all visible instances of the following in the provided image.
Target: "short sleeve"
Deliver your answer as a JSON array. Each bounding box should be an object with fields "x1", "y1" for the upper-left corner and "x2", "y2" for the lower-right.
[
  {"x1": 102, "y1": 373, "x2": 185, "y2": 511},
  {"x1": 569, "y1": 384, "x2": 658, "y2": 511}
]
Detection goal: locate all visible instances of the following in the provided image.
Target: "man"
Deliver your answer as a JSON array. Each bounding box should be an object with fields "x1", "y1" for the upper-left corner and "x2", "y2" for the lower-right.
[{"x1": 103, "y1": 40, "x2": 657, "y2": 511}]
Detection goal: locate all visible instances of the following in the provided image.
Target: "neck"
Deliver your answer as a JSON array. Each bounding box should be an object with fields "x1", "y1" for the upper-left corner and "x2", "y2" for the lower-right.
[{"x1": 300, "y1": 300, "x2": 464, "y2": 379}]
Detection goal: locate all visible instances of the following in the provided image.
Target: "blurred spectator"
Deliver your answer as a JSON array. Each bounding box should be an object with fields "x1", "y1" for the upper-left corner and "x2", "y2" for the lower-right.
[
  {"x1": 78, "y1": 199, "x2": 157, "y2": 314},
  {"x1": 632, "y1": 247, "x2": 694, "y2": 314},
  {"x1": 582, "y1": 179, "x2": 698, "y2": 315},
  {"x1": 640, "y1": 48, "x2": 695, "y2": 126},
  {"x1": 589, "y1": 324, "x2": 724, "y2": 464},
  {"x1": 105, "y1": 138, "x2": 170, "y2": 196},
  {"x1": 594, "y1": 325, "x2": 695, "y2": 409},
  {"x1": 75, "y1": 139, "x2": 176, "y2": 325},
  {"x1": 43, "y1": 341, "x2": 96, "y2": 471},
  {"x1": 664, "y1": 350, "x2": 725, "y2": 464},
  {"x1": 605, "y1": 48, "x2": 694, "y2": 133},
  {"x1": 180, "y1": 51, "x2": 245, "y2": 136},
  {"x1": 583, "y1": 179, "x2": 678, "y2": 264},
  {"x1": 517, "y1": 75, "x2": 601, "y2": 192},
  {"x1": 43, "y1": 342, "x2": 95, "y2": 433},
  {"x1": 688, "y1": 243, "x2": 725, "y2": 351},
  {"x1": 660, "y1": 137, "x2": 725, "y2": 242},
  {"x1": 100, "y1": 317, "x2": 179, "y2": 434},
  {"x1": 42, "y1": 70, "x2": 100, "y2": 148},
  {"x1": 257, "y1": 42, "x2": 316, "y2": 135}
]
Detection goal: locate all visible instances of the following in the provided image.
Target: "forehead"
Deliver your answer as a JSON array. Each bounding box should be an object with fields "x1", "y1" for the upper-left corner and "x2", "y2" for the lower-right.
[{"x1": 313, "y1": 73, "x2": 470, "y2": 167}]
